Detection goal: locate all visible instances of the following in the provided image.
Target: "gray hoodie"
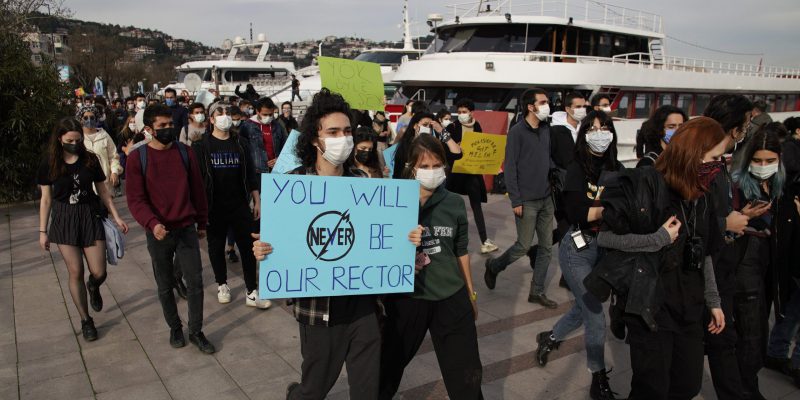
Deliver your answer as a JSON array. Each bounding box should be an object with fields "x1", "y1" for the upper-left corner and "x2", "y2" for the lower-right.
[{"x1": 504, "y1": 118, "x2": 554, "y2": 207}]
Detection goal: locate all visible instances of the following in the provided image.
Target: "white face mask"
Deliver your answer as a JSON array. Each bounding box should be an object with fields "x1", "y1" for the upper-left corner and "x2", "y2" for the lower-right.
[
  {"x1": 457, "y1": 113, "x2": 471, "y2": 124},
  {"x1": 586, "y1": 129, "x2": 614, "y2": 153},
  {"x1": 232, "y1": 120, "x2": 241, "y2": 127},
  {"x1": 415, "y1": 167, "x2": 446, "y2": 190},
  {"x1": 259, "y1": 115, "x2": 273, "y2": 125},
  {"x1": 319, "y1": 136, "x2": 354, "y2": 166},
  {"x1": 127, "y1": 104, "x2": 135, "y2": 111},
  {"x1": 749, "y1": 162, "x2": 779, "y2": 180},
  {"x1": 128, "y1": 123, "x2": 137, "y2": 132},
  {"x1": 214, "y1": 115, "x2": 232, "y2": 131},
  {"x1": 571, "y1": 107, "x2": 587, "y2": 122},
  {"x1": 599, "y1": 106, "x2": 612, "y2": 113},
  {"x1": 418, "y1": 125, "x2": 431, "y2": 135},
  {"x1": 442, "y1": 119, "x2": 452, "y2": 128},
  {"x1": 136, "y1": 101, "x2": 146, "y2": 110},
  {"x1": 534, "y1": 104, "x2": 550, "y2": 121},
  {"x1": 193, "y1": 113, "x2": 205, "y2": 123}
]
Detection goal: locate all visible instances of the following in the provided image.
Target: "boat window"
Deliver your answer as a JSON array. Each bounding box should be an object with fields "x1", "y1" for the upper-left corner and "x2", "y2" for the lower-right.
[
  {"x1": 597, "y1": 33, "x2": 612, "y2": 57},
  {"x1": 676, "y1": 94, "x2": 693, "y2": 115},
  {"x1": 435, "y1": 24, "x2": 537, "y2": 53},
  {"x1": 634, "y1": 93, "x2": 654, "y2": 118},
  {"x1": 786, "y1": 95, "x2": 797, "y2": 111},
  {"x1": 616, "y1": 93, "x2": 631, "y2": 118},
  {"x1": 775, "y1": 95, "x2": 785, "y2": 112},
  {"x1": 695, "y1": 94, "x2": 711, "y2": 116},
  {"x1": 223, "y1": 70, "x2": 280, "y2": 83},
  {"x1": 767, "y1": 94, "x2": 777, "y2": 112},
  {"x1": 659, "y1": 93, "x2": 674, "y2": 106},
  {"x1": 354, "y1": 52, "x2": 419, "y2": 64}
]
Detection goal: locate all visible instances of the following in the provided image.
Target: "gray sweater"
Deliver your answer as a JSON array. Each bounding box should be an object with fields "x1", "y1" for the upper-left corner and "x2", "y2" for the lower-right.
[{"x1": 504, "y1": 119, "x2": 553, "y2": 207}]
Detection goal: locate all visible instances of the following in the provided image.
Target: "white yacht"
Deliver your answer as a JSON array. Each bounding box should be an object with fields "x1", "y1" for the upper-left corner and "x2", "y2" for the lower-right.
[
  {"x1": 163, "y1": 34, "x2": 296, "y2": 97},
  {"x1": 391, "y1": 0, "x2": 800, "y2": 161}
]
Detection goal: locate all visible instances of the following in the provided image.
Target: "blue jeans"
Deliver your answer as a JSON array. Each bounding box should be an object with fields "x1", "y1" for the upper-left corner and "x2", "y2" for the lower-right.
[
  {"x1": 767, "y1": 288, "x2": 800, "y2": 368},
  {"x1": 552, "y1": 229, "x2": 606, "y2": 372},
  {"x1": 487, "y1": 197, "x2": 554, "y2": 295}
]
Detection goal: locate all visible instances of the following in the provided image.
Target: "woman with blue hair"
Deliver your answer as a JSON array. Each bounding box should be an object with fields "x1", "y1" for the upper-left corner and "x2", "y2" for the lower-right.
[{"x1": 730, "y1": 123, "x2": 787, "y2": 399}]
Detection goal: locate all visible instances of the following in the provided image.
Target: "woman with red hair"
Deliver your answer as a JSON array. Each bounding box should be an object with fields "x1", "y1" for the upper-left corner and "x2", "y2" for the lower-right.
[{"x1": 586, "y1": 116, "x2": 727, "y2": 399}]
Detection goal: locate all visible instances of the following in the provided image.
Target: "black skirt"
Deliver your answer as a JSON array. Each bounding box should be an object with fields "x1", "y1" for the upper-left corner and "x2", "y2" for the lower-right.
[{"x1": 49, "y1": 201, "x2": 106, "y2": 247}]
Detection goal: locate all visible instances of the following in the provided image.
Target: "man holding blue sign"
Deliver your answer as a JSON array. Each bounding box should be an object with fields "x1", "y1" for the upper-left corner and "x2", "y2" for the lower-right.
[{"x1": 252, "y1": 89, "x2": 422, "y2": 400}]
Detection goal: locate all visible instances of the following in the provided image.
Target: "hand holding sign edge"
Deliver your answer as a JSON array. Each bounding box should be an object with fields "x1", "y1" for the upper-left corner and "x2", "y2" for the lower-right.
[{"x1": 251, "y1": 233, "x2": 274, "y2": 261}]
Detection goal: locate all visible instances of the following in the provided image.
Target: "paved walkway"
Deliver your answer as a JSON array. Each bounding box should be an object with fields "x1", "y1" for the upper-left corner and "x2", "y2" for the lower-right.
[{"x1": 1, "y1": 194, "x2": 798, "y2": 399}]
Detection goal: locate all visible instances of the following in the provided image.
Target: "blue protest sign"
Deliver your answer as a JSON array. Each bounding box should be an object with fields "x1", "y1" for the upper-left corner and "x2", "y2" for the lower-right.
[
  {"x1": 259, "y1": 174, "x2": 420, "y2": 299},
  {"x1": 271, "y1": 130, "x2": 301, "y2": 174},
  {"x1": 383, "y1": 144, "x2": 398, "y2": 177}
]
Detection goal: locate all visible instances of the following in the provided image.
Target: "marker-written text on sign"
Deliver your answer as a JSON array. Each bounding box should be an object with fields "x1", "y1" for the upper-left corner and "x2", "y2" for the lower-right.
[
  {"x1": 258, "y1": 174, "x2": 420, "y2": 299},
  {"x1": 318, "y1": 56, "x2": 385, "y2": 111}
]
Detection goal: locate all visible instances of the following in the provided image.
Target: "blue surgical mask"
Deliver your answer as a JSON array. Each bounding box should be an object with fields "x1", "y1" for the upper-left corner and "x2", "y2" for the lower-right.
[
  {"x1": 165, "y1": 98, "x2": 176, "y2": 107},
  {"x1": 664, "y1": 129, "x2": 676, "y2": 144}
]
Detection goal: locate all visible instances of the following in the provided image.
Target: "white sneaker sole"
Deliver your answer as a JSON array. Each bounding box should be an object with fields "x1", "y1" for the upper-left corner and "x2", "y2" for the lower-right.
[
  {"x1": 218, "y1": 296, "x2": 231, "y2": 304},
  {"x1": 480, "y1": 246, "x2": 499, "y2": 254},
  {"x1": 246, "y1": 299, "x2": 272, "y2": 309}
]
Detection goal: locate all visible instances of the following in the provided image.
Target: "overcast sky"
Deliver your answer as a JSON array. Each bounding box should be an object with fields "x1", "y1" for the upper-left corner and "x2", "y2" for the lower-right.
[{"x1": 66, "y1": 0, "x2": 800, "y2": 67}]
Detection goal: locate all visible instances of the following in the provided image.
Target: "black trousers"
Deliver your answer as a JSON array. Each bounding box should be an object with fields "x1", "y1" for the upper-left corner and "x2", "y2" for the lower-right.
[
  {"x1": 626, "y1": 315, "x2": 704, "y2": 400},
  {"x1": 734, "y1": 235, "x2": 770, "y2": 399},
  {"x1": 207, "y1": 204, "x2": 258, "y2": 292},
  {"x1": 465, "y1": 184, "x2": 488, "y2": 243},
  {"x1": 146, "y1": 225, "x2": 204, "y2": 333},
  {"x1": 379, "y1": 287, "x2": 483, "y2": 400},
  {"x1": 288, "y1": 313, "x2": 380, "y2": 400},
  {"x1": 705, "y1": 294, "x2": 744, "y2": 400}
]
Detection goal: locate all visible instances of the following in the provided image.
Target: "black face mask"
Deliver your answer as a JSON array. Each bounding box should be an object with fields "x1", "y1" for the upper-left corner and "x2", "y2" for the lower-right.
[
  {"x1": 153, "y1": 127, "x2": 176, "y2": 145},
  {"x1": 355, "y1": 149, "x2": 371, "y2": 164},
  {"x1": 62, "y1": 143, "x2": 79, "y2": 154}
]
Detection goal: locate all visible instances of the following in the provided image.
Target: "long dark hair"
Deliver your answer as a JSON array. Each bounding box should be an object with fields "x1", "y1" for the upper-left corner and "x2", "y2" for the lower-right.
[
  {"x1": 641, "y1": 105, "x2": 687, "y2": 155},
  {"x1": 47, "y1": 117, "x2": 98, "y2": 181},
  {"x1": 296, "y1": 89, "x2": 353, "y2": 169},
  {"x1": 732, "y1": 123, "x2": 786, "y2": 201},
  {"x1": 396, "y1": 112, "x2": 436, "y2": 173},
  {"x1": 347, "y1": 126, "x2": 382, "y2": 174},
  {"x1": 401, "y1": 134, "x2": 447, "y2": 179},
  {"x1": 574, "y1": 110, "x2": 618, "y2": 181}
]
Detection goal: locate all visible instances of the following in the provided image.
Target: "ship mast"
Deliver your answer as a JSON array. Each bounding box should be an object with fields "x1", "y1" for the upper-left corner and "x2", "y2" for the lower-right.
[{"x1": 402, "y1": 0, "x2": 413, "y2": 50}]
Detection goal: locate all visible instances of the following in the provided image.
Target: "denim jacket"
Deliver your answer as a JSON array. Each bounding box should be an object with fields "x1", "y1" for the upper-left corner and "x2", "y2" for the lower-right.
[{"x1": 239, "y1": 116, "x2": 288, "y2": 175}]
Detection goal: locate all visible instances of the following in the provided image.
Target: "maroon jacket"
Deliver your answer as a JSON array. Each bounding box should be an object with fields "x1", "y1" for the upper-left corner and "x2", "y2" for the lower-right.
[{"x1": 126, "y1": 143, "x2": 208, "y2": 232}]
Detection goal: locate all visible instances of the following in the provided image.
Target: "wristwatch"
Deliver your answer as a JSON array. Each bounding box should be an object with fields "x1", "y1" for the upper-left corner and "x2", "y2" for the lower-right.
[{"x1": 470, "y1": 291, "x2": 478, "y2": 301}]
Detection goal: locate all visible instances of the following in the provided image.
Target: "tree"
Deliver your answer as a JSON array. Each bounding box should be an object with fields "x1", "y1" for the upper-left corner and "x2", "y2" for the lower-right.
[{"x1": 0, "y1": 0, "x2": 71, "y2": 202}]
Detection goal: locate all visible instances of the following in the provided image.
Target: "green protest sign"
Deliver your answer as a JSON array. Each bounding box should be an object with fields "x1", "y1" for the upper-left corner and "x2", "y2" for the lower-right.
[{"x1": 318, "y1": 56, "x2": 384, "y2": 111}]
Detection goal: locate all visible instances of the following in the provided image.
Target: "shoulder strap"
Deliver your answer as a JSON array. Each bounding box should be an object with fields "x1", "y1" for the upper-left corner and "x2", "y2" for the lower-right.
[
  {"x1": 138, "y1": 146, "x2": 147, "y2": 176},
  {"x1": 176, "y1": 142, "x2": 190, "y2": 172}
]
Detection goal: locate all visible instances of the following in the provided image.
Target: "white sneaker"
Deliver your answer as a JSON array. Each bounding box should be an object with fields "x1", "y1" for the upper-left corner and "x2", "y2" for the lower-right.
[
  {"x1": 480, "y1": 239, "x2": 499, "y2": 254},
  {"x1": 246, "y1": 290, "x2": 272, "y2": 309},
  {"x1": 217, "y1": 284, "x2": 231, "y2": 304}
]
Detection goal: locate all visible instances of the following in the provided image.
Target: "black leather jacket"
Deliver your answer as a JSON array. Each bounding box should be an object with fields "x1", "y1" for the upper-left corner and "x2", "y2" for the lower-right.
[{"x1": 583, "y1": 167, "x2": 673, "y2": 331}]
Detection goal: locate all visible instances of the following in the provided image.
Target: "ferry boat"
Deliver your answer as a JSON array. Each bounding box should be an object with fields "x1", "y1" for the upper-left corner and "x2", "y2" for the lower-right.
[
  {"x1": 270, "y1": 0, "x2": 424, "y2": 105},
  {"x1": 162, "y1": 34, "x2": 297, "y2": 97},
  {"x1": 391, "y1": 0, "x2": 800, "y2": 161}
]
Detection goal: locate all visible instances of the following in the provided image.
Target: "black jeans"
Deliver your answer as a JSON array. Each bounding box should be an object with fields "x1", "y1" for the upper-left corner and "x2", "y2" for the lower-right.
[
  {"x1": 379, "y1": 287, "x2": 483, "y2": 400},
  {"x1": 734, "y1": 235, "x2": 770, "y2": 399},
  {"x1": 626, "y1": 315, "x2": 704, "y2": 400},
  {"x1": 288, "y1": 313, "x2": 380, "y2": 400},
  {"x1": 705, "y1": 294, "x2": 744, "y2": 400},
  {"x1": 465, "y1": 184, "x2": 488, "y2": 243},
  {"x1": 146, "y1": 225, "x2": 204, "y2": 334},
  {"x1": 208, "y1": 204, "x2": 257, "y2": 292}
]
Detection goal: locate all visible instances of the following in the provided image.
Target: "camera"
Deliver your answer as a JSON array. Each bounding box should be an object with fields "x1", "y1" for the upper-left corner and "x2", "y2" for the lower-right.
[{"x1": 684, "y1": 236, "x2": 705, "y2": 271}]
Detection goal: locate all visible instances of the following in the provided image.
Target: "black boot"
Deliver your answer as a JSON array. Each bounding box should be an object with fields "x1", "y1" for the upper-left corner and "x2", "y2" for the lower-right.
[
  {"x1": 87, "y1": 275, "x2": 104, "y2": 312},
  {"x1": 590, "y1": 369, "x2": 618, "y2": 400},
  {"x1": 535, "y1": 331, "x2": 561, "y2": 366},
  {"x1": 81, "y1": 317, "x2": 98, "y2": 342},
  {"x1": 484, "y1": 258, "x2": 498, "y2": 290}
]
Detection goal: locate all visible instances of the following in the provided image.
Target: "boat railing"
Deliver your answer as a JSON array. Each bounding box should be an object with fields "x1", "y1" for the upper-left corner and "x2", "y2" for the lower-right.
[
  {"x1": 473, "y1": 51, "x2": 800, "y2": 79},
  {"x1": 445, "y1": 0, "x2": 663, "y2": 34}
]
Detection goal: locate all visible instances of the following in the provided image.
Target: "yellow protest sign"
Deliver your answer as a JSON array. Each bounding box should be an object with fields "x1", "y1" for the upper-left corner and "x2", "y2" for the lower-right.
[
  {"x1": 318, "y1": 56, "x2": 384, "y2": 111},
  {"x1": 452, "y1": 132, "x2": 507, "y2": 175}
]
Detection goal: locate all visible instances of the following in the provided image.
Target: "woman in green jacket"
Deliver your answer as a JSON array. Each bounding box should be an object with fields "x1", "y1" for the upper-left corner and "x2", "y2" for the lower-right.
[{"x1": 378, "y1": 133, "x2": 483, "y2": 399}]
